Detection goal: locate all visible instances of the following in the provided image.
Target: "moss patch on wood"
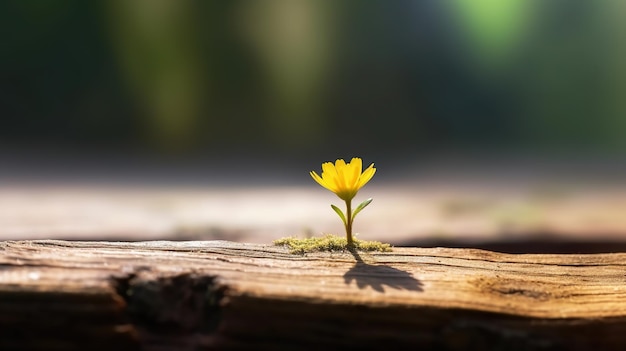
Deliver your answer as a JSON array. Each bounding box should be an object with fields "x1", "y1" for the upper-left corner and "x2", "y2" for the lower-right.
[{"x1": 274, "y1": 234, "x2": 392, "y2": 254}]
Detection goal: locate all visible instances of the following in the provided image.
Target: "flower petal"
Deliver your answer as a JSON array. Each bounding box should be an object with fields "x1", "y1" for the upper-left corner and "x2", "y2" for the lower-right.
[
  {"x1": 334, "y1": 159, "x2": 348, "y2": 190},
  {"x1": 310, "y1": 170, "x2": 326, "y2": 187},
  {"x1": 311, "y1": 158, "x2": 376, "y2": 200},
  {"x1": 357, "y1": 163, "x2": 376, "y2": 188},
  {"x1": 346, "y1": 157, "x2": 362, "y2": 188},
  {"x1": 321, "y1": 162, "x2": 339, "y2": 191},
  {"x1": 321, "y1": 161, "x2": 337, "y2": 176}
]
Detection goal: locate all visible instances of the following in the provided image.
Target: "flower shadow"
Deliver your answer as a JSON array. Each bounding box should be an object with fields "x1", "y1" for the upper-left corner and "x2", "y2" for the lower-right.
[{"x1": 343, "y1": 248, "x2": 423, "y2": 293}]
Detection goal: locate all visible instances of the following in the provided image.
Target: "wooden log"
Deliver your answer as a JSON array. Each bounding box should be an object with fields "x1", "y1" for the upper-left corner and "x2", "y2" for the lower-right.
[{"x1": 1, "y1": 240, "x2": 626, "y2": 350}]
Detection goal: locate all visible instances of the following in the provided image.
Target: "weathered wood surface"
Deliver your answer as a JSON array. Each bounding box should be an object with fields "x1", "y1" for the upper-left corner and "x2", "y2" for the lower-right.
[{"x1": 1, "y1": 240, "x2": 626, "y2": 350}]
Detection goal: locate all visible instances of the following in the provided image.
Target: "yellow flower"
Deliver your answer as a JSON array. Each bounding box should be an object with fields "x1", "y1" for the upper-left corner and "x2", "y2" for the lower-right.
[{"x1": 310, "y1": 157, "x2": 376, "y2": 201}]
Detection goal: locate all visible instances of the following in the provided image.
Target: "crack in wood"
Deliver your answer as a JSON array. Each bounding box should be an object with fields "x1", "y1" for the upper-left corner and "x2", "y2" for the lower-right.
[
  {"x1": 474, "y1": 277, "x2": 556, "y2": 301},
  {"x1": 111, "y1": 272, "x2": 228, "y2": 349}
]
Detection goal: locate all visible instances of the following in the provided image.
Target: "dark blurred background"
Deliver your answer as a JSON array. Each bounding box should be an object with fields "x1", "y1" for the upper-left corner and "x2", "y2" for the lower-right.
[
  {"x1": 3, "y1": 0, "x2": 626, "y2": 155},
  {"x1": 1, "y1": 1, "x2": 626, "y2": 251}
]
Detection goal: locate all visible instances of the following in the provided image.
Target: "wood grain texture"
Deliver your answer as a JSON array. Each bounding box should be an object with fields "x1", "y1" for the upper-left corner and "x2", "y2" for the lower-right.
[{"x1": 1, "y1": 240, "x2": 626, "y2": 350}]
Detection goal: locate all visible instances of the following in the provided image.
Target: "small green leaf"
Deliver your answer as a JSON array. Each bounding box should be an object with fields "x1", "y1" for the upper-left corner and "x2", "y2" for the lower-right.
[
  {"x1": 352, "y1": 198, "x2": 372, "y2": 220},
  {"x1": 331, "y1": 204, "x2": 347, "y2": 226}
]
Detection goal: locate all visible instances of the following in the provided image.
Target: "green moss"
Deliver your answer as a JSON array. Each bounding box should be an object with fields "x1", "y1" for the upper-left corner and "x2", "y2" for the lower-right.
[{"x1": 274, "y1": 234, "x2": 392, "y2": 254}]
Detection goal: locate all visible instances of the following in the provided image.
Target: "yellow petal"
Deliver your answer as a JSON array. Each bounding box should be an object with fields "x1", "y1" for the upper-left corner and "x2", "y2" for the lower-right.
[
  {"x1": 321, "y1": 162, "x2": 339, "y2": 190},
  {"x1": 357, "y1": 163, "x2": 376, "y2": 188},
  {"x1": 321, "y1": 162, "x2": 337, "y2": 180},
  {"x1": 334, "y1": 159, "x2": 348, "y2": 190},
  {"x1": 321, "y1": 161, "x2": 336, "y2": 175},
  {"x1": 346, "y1": 157, "x2": 362, "y2": 188},
  {"x1": 311, "y1": 158, "x2": 375, "y2": 200},
  {"x1": 310, "y1": 170, "x2": 324, "y2": 186}
]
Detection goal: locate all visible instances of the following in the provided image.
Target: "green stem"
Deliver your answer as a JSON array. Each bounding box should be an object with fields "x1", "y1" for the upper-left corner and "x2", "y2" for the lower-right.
[{"x1": 345, "y1": 199, "x2": 353, "y2": 247}]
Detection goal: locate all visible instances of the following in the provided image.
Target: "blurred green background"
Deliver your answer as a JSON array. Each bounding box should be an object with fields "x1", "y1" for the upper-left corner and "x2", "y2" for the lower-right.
[{"x1": 2, "y1": 0, "x2": 626, "y2": 156}]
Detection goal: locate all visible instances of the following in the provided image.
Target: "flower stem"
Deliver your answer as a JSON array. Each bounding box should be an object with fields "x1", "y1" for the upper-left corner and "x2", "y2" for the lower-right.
[{"x1": 345, "y1": 199, "x2": 354, "y2": 247}]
